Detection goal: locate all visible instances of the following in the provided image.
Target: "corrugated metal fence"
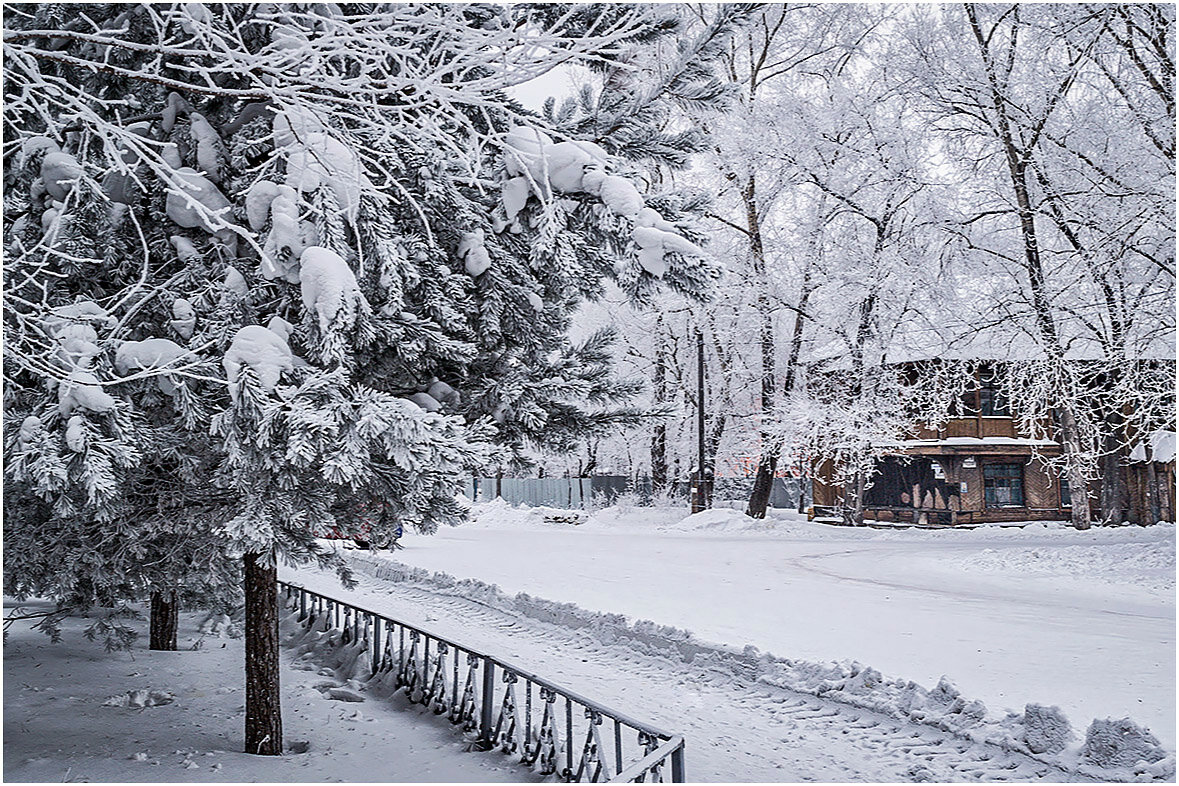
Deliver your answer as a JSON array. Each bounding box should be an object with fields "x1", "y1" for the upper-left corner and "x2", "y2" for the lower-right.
[{"x1": 467, "y1": 476, "x2": 807, "y2": 511}]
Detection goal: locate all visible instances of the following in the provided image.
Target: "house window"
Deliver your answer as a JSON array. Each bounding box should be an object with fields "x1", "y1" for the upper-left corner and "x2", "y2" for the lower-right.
[
  {"x1": 957, "y1": 383, "x2": 979, "y2": 416},
  {"x1": 978, "y1": 369, "x2": 1009, "y2": 416},
  {"x1": 984, "y1": 463, "x2": 1025, "y2": 507},
  {"x1": 1060, "y1": 476, "x2": 1071, "y2": 507}
]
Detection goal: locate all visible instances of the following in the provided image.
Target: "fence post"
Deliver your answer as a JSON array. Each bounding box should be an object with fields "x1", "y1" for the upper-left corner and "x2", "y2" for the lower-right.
[
  {"x1": 479, "y1": 658, "x2": 496, "y2": 746},
  {"x1": 671, "y1": 743, "x2": 686, "y2": 782},
  {"x1": 372, "y1": 616, "x2": 382, "y2": 673}
]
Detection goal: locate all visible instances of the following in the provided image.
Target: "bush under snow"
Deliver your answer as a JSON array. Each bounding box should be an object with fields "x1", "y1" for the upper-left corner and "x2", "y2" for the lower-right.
[
  {"x1": 1023, "y1": 703, "x2": 1073, "y2": 754},
  {"x1": 1082, "y1": 717, "x2": 1168, "y2": 769}
]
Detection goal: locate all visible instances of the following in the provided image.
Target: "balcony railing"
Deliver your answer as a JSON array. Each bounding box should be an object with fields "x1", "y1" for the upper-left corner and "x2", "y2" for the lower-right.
[{"x1": 281, "y1": 581, "x2": 686, "y2": 783}]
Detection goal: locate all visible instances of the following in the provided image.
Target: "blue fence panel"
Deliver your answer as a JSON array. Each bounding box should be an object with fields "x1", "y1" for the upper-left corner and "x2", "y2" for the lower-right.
[{"x1": 469, "y1": 476, "x2": 808, "y2": 511}]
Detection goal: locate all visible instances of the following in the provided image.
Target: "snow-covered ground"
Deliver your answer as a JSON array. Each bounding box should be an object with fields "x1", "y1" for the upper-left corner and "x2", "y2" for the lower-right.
[
  {"x1": 3, "y1": 599, "x2": 531, "y2": 783},
  {"x1": 354, "y1": 501, "x2": 1174, "y2": 771},
  {"x1": 8, "y1": 504, "x2": 1170, "y2": 783}
]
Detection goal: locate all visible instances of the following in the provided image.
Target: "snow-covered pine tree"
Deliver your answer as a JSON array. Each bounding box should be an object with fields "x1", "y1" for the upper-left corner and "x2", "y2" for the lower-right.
[
  {"x1": 6, "y1": 3, "x2": 723, "y2": 754},
  {"x1": 2, "y1": 18, "x2": 243, "y2": 649},
  {"x1": 526, "y1": 4, "x2": 753, "y2": 484}
]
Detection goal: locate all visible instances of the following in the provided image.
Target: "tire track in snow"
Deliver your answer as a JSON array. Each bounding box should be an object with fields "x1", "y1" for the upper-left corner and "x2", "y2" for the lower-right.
[
  {"x1": 783, "y1": 546, "x2": 1168, "y2": 621},
  {"x1": 285, "y1": 561, "x2": 1096, "y2": 783}
]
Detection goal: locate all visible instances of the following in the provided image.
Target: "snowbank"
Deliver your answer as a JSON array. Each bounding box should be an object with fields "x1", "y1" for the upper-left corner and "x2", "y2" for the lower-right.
[
  {"x1": 347, "y1": 552, "x2": 1175, "y2": 782},
  {"x1": 955, "y1": 539, "x2": 1175, "y2": 593},
  {"x1": 4, "y1": 602, "x2": 523, "y2": 783}
]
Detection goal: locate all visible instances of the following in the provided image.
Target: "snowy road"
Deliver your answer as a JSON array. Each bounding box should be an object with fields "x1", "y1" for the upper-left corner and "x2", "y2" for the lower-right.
[
  {"x1": 375, "y1": 505, "x2": 1175, "y2": 750},
  {"x1": 284, "y1": 562, "x2": 1093, "y2": 782}
]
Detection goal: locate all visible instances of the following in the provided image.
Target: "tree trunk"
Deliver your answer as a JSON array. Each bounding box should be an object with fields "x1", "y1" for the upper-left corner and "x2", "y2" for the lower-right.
[
  {"x1": 703, "y1": 409, "x2": 726, "y2": 509},
  {"x1": 1056, "y1": 407, "x2": 1092, "y2": 530},
  {"x1": 747, "y1": 457, "x2": 778, "y2": 518},
  {"x1": 1145, "y1": 460, "x2": 1161, "y2": 524},
  {"x1": 739, "y1": 173, "x2": 780, "y2": 520},
  {"x1": 749, "y1": 254, "x2": 817, "y2": 519},
  {"x1": 1099, "y1": 426, "x2": 1130, "y2": 525},
  {"x1": 841, "y1": 471, "x2": 867, "y2": 526},
  {"x1": 149, "y1": 590, "x2": 179, "y2": 651},
  {"x1": 966, "y1": 6, "x2": 1098, "y2": 532},
  {"x1": 243, "y1": 551, "x2": 282, "y2": 756},
  {"x1": 650, "y1": 323, "x2": 668, "y2": 495}
]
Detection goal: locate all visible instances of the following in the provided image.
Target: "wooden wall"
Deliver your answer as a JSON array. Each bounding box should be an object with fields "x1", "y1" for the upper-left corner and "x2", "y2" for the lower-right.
[{"x1": 813, "y1": 453, "x2": 1074, "y2": 523}]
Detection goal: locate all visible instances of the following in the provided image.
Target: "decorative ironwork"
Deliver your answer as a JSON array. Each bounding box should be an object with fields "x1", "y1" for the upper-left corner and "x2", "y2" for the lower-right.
[
  {"x1": 534, "y1": 686, "x2": 561, "y2": 775},
  {"x1": 576, "y1": 708, "x2": 609, "y2": 782},
  {"x1": 426, "y1": 642, "x2": 449, "y2": 714},
  {"x1": 456, "y1": 653, "x2": 480, "y2": 731},
  {"x1": 491, "y1": 671, "x2": 524, "y2": 755},
  {"x1": 400, "y1": 630, "x2": 421, "y2": 699},
  {"x1": 280, "y1": 581, "x2": 685, "y2": 782}
]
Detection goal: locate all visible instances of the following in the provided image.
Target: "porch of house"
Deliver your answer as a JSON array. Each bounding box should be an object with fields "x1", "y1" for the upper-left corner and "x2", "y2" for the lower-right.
[{"x1": 812, "y1": 443, "x2": 1072, "y2": 526}]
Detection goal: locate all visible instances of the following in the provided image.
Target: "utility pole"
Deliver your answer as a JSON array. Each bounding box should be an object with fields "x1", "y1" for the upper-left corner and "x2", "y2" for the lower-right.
[{"x1": 692, "y1": 328, "x2": 709, "y2": 513}]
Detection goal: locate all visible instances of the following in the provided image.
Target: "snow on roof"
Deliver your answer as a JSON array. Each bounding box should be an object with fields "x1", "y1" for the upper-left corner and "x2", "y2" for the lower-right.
[
  {"x1": 802, "y1": 311, "x2": 1174, "y2": 367},
  {"x1": 884, "y1": 437, "x2": 1060, "y2": 449}
]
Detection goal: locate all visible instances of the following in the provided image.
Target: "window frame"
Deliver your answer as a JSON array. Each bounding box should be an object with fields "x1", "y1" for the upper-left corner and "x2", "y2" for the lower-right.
[
  {"x1": 983, "y1": 462, "x2": 1025, "y2": 508},
  {"x1": 978, "y1": 366, "x2": 1010, "y2": 417}
]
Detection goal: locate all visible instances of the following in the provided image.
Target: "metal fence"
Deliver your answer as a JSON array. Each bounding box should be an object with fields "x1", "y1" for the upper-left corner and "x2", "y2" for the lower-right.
[
  {"x1": 470, "y1": 475, "x2": 807, "y2": 511},
  {"x1": 469, "y1": 476, "x2": 634, "y2": 508},
  {"x1": 281, "y1": 581, "x2": 685, "y2": 782}
]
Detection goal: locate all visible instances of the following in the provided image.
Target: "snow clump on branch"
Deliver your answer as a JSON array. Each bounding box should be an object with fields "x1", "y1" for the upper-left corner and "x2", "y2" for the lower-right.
[
  {"x1": 165, "y1": 168, "x2": 238, "y2": 256},
  {"x1": 456, "y1": 230, "x2": 492, "y2": 277},
  {"x1": 115, "y1": 338, "x2": 189, "y2": 395},
  {"x1": 58, "y1": 370, "x2": 116, "y2": 416},
  {"x1": 65, "y1": 415, "x2": 86, "y2": 453},
  {"x1": 248, "y1": 181, "x2": 314, "y2": 283},
  {"x1": 165, "y1": 168, "x2": 232, "y2": 234},
  {"x1": 500, "y1": 126, "x2": 705, "y2": 278},
  {"x1": 43, "y1": 301, "x2": 113, "y2": 372},
  {"x1": 223, "y1": 325, "x2": 294, "y2": 401},
  {"x1": 40, "y1": 150, "x2": 84, "y2": 202},
  {"x1": 169, "y1": 298, "x2": 196, "y2": 339},
  {"x1": 273, "y1": 109, "x2": 370, "y2": 222},
  {"x1": 298, "y1": 246, "x2": 368, "y2": 333}
]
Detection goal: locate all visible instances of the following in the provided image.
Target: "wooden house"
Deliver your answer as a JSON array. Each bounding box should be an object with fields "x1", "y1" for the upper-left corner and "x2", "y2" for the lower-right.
[{"x1": 811, "y1": 361, "x2": 1175, "y2": 526}]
